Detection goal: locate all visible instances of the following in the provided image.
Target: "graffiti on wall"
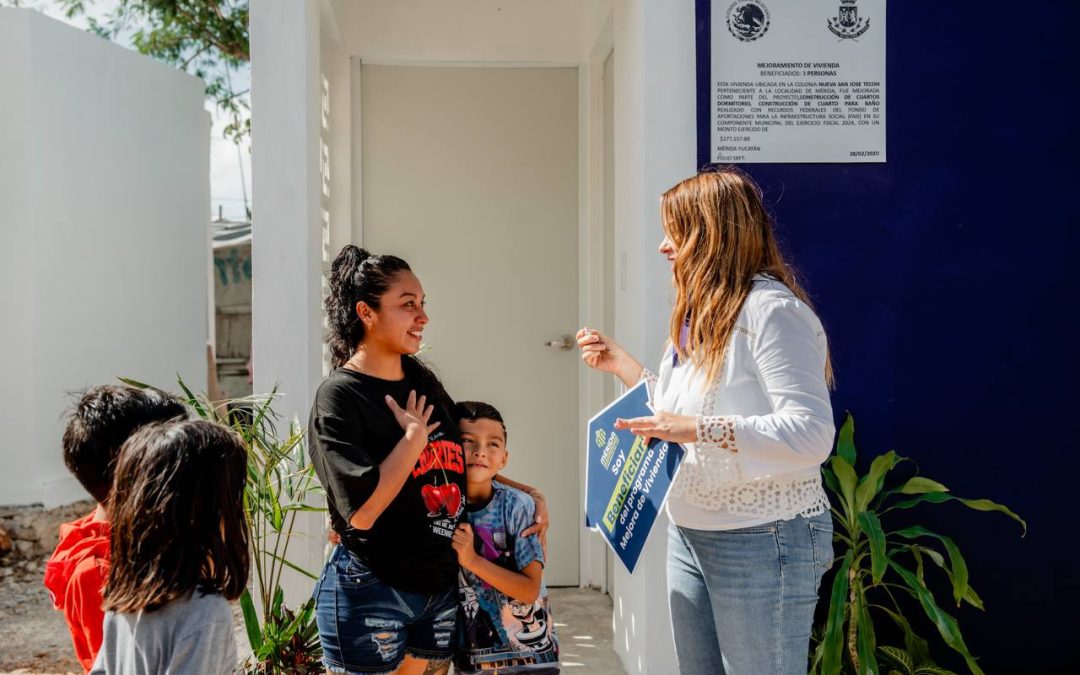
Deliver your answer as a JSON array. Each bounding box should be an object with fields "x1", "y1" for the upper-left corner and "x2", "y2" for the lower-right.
[{"x1": 214, "y1": 247, "x2": 252, "y2": 287}]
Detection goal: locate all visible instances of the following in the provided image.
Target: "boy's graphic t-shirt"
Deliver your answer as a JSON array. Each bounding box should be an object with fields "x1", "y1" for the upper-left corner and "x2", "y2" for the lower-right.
[{"x1": 455, "y1": 483, "x2": 560, "y2": 674}]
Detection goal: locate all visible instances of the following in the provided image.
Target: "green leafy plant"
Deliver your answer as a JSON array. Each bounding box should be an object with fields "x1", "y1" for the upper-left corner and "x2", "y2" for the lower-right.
[
  {"x1": 811, "y1": 414, "x2": 1026, "y2": 675},
  {"x1": 122, "y1": 377, "x2": 324, "y2": 673}
]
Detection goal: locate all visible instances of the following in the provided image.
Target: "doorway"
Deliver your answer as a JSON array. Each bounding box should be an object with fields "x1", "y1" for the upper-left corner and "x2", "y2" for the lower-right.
[{"x1": 359, "y1": 64, "x2": 581, "y2": 585}]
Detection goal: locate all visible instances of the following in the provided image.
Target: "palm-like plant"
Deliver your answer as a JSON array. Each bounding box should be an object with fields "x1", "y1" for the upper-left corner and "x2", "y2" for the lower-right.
[
  {"x1": 123, "y1": 377, "x2": 325, "y2": 673},
  {"x1": 811, "y1": 414, "x2": 1026, "y2": 675}
]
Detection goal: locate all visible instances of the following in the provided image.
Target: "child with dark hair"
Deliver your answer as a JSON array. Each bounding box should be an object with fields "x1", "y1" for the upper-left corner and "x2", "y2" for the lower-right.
[
  {"x1": 451, "y1": 401, "x2": 560, "y2": 674},
  {"x1": 43, "y1": 385, "x2": 186, "y2": 673},
  {"x1": 89, "y1": 419, "x2": 249, "y2": 675}
]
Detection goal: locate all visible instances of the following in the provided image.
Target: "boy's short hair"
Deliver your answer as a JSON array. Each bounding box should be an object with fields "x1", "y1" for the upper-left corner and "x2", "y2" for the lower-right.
[
  {"x1": 455, "y1": 400, "x2": 507, "y2": 439},
  {"x1": 62, "y1": 385, "x2": 188, "y2": 503}
]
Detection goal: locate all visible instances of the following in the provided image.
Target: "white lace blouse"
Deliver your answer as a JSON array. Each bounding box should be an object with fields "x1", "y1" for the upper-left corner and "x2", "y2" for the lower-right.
[{"x1": 647, "y1": 276, "x2": 834, "y2": 530}]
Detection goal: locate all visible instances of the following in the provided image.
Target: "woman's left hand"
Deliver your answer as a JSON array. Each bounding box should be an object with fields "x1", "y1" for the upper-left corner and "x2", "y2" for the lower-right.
[
  {"x1": 520, "y1": 492, "x2": 549, "y2": 560},
  {"x1": 615, "y1": 411, "x2": 698, "y2": 444}
]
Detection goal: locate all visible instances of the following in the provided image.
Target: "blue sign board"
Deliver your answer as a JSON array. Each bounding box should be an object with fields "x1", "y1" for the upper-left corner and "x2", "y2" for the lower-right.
[{"x1": 585, "y1": 381, "x2": 685, "y2": 573}]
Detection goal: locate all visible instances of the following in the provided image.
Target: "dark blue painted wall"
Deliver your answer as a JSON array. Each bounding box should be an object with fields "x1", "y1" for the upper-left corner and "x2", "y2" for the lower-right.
[{"x1": 698, "y1": 2, "x2": 1079, "y2": 671}]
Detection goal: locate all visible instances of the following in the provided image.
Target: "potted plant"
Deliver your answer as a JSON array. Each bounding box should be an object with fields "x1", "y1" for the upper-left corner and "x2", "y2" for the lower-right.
[{"x1": 811, "y1": 414, "x2": 1026, "y2": 675}]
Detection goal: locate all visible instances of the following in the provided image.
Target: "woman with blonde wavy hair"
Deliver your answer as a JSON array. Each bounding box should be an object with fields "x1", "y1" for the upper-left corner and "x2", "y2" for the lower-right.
[{"x1": 577, "y1": 167, "x2": 836, "y2": 674}]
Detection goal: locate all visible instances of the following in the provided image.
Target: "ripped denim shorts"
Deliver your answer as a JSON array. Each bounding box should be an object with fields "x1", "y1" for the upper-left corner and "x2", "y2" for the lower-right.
[{"x1": 313, "y1": 545, "x2": 457, "y2": 674}]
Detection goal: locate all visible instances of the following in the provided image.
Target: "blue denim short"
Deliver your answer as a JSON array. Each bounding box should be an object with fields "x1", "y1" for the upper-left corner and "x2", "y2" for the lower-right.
[{"x1": 313, "y1": 545, "x2": 458, "y2": 674}]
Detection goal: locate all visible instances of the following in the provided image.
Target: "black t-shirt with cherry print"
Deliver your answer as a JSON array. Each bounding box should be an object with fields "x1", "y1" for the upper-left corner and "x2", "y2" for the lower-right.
[{"x1": 308, "y1": 367, "x2": 466, "y2": 594}]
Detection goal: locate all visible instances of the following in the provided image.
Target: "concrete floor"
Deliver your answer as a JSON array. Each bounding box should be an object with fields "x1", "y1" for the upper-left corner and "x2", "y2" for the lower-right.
[
  {"x1": 549, "y1": 587, "x2": 625, "y2": 674},
  {"x1": 0, "y1": 560, "x2": 624, "y2": 674}
]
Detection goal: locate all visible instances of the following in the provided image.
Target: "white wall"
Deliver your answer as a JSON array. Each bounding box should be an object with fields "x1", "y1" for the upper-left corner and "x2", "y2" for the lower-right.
[
  {"x1": 250, "y1": 0, "x2": 327, "y2": 604},
  {"x1": 0, "y1": 8, "x2": 210, "y2": 508},
  {"x1": 329, "y1": 0, "x2": 584, "y2": 63},
  {"x1": 603, "y1": 0, "x2": 697, "y2": 672},
  {"x1": 0, "y1": 11, "x2": 38, "y2": 509}
]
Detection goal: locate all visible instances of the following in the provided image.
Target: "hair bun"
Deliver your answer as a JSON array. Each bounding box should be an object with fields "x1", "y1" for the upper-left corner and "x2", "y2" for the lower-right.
[
  {"x1": 331, "y1": 245, "x2": 371, "y2": 275},
  {"x1": 339, "y1": 244, "x2": 370, "y2": 260}
]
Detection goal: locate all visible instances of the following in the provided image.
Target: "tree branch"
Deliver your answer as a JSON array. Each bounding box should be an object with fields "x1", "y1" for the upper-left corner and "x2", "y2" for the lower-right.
[
  {"x1": 179, "y1": 42, "x2": 211, "y2": 69},
  {"x1": 171, "y1": 2, "x2": 248, "y2": 62}
]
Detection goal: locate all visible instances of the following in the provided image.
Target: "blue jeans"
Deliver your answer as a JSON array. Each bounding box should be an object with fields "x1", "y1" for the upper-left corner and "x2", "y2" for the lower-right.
[
  {"x1": 313, "y1": 546, "x2": 457, "y2": 674},
  {"x1": 667, "y1": 513, "x2": 834, "y2": 675}
]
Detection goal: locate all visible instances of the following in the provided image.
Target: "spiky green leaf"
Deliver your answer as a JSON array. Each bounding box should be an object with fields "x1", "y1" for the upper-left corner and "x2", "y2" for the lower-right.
[
  {"x1": 895, "y1": 527, "x2": 969, "y2": 607},
  {"x1": 889, "y1": 559, "x2": 984, "y2": 675},
  {"x1": 837, "y1": 413, "x2": 857, "y2": 465},
  {"x1": 239, "y1": 589, "x2": 262, "y2": 652},
  {"x1": 831, "y1": 456, "x2": 859, "y2": 520},
  {"x1": 875, "y1": 605, "x2": 933, "y2": 666},
  {"x1": 857, "y1": 511, "x2": 887, "y2": 583},
  {"x1": 890, "y1": 493, "x2": 1026, "y2": 536},
  {"x1": 267, "y1": 551, "x2": 320, "y2": 580},
  {"x1": 897, "y1": 477, "x2": 949, "y2": 495},
  {"x1": 117, "y1": 376, "x2": 151, "y2": 389},
  {"x1": 856, "y1": 585, "x2": 879, "y2": 675},
  {"x1": 821, "y1": 550, "x2": 853, "y2": 674},
  {"x1": 856, "y1": 450, "x2": 900, "y2": 512}
]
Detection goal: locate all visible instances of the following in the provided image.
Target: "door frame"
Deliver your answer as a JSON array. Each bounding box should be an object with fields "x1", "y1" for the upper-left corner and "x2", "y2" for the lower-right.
[
  {"x1": 578, "y1": 11, "x2": 616, "y2": 593},
  {"x1": 353, "y1": 58, "x2": 586, "y2": 586},
  {"x1": 344, "y1": 16, "x2": 618, "y2": 592}
]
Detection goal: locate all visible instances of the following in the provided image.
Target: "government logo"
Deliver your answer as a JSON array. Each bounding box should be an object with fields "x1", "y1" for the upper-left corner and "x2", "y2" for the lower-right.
[
  {"x1": 726, "y1": 1, "x2": 770, "y2": 43},
  {"x1": 827, "y1": 0, "x2": 870, "y2": 40}
]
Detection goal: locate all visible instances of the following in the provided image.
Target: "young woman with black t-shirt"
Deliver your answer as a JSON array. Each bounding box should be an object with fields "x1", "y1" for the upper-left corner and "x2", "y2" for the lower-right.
[{"x1": 309, "y1": 246, "x2": 546, "y2": 675}]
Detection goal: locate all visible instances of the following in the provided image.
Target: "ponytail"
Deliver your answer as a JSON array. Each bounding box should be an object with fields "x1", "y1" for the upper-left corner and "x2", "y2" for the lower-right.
[{"x1": 324, "y1": 245, "x2": 410, "y2": 368}]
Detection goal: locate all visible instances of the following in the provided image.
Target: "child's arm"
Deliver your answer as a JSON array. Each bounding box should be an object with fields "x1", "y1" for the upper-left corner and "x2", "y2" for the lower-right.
[
  {"x1": 492, "y1": 474, "x2": 549, "y2": 545},
  {"x1": 65, "y1": 563, "x2": 106, "y2": 670},
  {"x1": 493, "y1": 473, "x2": 542, "y2": 500},
  {"x1": 452, "y1": 523, "x2": 542, "y2": 604}
]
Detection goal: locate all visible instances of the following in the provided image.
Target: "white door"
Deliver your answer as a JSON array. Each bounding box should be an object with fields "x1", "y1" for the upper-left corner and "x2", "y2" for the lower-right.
[{"x1": 359, "y1": 64, "x2": 580, "y2": 585}]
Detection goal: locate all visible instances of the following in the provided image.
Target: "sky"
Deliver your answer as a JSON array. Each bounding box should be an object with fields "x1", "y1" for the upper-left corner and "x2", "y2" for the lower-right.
[{"x1": 24, "y1": 1, "x2": 253, "y2": 222}]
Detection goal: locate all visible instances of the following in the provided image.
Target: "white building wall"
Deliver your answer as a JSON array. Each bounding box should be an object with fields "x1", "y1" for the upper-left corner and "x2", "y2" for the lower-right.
[
  {"x1": 0, "y1": 9, "x2": 210, "y2": 507},
  {"x1": 0, "y1": 11, "x2": 39, "y2": 509},
  {"x1": 606, "y1": 1, "x2": 696, "y2": 672},
  {"x1": 250, "y1": 0, "x2": 328, "y2": 604},
  {"x1": 328, "y1": 0, "x2": 584, "y2": 63}
]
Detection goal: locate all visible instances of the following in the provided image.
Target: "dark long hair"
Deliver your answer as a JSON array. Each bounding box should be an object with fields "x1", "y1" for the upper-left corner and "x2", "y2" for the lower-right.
[
  {"x1": 325, "y1": 244, "x2": 453, "y2": 410},
  {"x1": 103, "y1": 419, "x2": 249, "y2": 613}
]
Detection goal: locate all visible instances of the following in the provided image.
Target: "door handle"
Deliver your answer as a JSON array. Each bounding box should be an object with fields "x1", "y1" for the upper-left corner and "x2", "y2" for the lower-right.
[{"x1": 544, "y1": 334, "x2": 574, "y2": 351}]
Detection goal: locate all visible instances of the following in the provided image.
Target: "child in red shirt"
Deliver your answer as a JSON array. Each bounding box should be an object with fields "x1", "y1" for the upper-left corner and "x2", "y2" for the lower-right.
[{"x1": 42, "y1": 385, "x2": 186, "y2": 672}]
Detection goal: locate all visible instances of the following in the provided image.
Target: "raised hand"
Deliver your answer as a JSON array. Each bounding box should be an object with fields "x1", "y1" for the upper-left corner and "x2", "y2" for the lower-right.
[
  {"x1": 575, "y1": 327, "x2": 644, "y2": 387},
  {"x1": 385, "y1": 390, "x2": 440, "y2": 448}
]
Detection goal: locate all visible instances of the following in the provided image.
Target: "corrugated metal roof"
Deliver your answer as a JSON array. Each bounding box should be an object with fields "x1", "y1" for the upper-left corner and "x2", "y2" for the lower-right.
[{"x1": 212, "y1": 219, "x2": 251, "y2": 249}]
